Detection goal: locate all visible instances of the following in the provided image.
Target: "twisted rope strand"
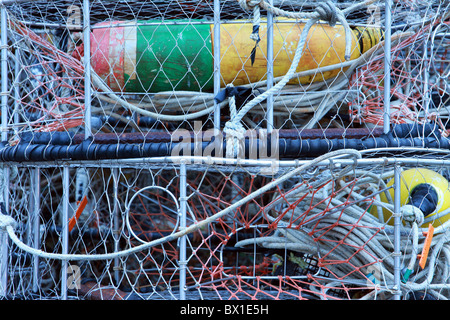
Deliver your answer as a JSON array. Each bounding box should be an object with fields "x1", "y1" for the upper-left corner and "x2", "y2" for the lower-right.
[{"x1": 225, "y1": 0, "x2": 370, "y2": 157}]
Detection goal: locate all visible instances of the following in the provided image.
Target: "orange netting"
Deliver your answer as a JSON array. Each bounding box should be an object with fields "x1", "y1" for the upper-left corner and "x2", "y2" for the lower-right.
[
  {"x1": 348, "y1": 21, "x2": 449, "y2": 131},
  {"x1": 122, "y1": 165, "x2": 389, "y2": 300}
]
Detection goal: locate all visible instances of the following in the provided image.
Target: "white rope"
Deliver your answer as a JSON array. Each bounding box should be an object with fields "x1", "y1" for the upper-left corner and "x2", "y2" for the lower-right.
[
  {"x1": 0, "y1": 149, "x2": 362, "y2": 261},
  {"x1": 91, "y1": 71, "x2": 226, "y2": 121},
  {"x1": 223, "y1": 16, "x2": 317, "y2": 157},
  {"x1": 224, "y1": 0, "x2": 386, "y2": 150},
  {"x1": 124, "y1": 185, "x2": 181, "y2": 245},
  {"x1": 224, "y1": 84, "x2": 247, "y2": 158},
  {"x1": 90, "y1": 0, "x2": 380, "y2": 130},
  {"x1": 0, "y1": 213, "x2": 17, "y2": 231},
  {"x1": 237, "y1": 0, "x2": 262, "y2": 46},
  {"x1": 401, "y1": 205, "x2": 425, "y2": 226},
  {"x1": 234, "y1": 164, "x2": 450, "y2": 298}
]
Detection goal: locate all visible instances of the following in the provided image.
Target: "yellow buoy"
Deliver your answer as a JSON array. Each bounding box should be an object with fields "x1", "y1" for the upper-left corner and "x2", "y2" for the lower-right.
[
  {"x1": 215, "y1": 20, "x2": 383, "y2": 86},
  {"x1": 373, "y1": 168, "x2": 450, "y2": 228}
]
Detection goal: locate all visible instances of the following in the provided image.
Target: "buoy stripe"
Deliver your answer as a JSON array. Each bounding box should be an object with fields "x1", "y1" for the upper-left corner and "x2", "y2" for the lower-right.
[{"x1": 91, "y1": 20, "x2": 383, "y2": 92}]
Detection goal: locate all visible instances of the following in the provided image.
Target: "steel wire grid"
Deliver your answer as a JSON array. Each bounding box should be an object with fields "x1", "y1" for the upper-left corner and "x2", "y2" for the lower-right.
[{"x1": 0, "y1": 0, "x2": 449, "y2": 300}]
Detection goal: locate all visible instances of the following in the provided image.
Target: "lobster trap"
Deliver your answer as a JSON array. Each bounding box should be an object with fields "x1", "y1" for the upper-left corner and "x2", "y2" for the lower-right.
[{"x1": 0, "y1": 0, "x2": 450, "y2": 300}]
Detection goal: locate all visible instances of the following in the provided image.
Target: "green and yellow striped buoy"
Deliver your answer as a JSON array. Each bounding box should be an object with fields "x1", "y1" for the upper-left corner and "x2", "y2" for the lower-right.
[{"x1": 90, "y1": 19, "x2": 382, "y2": 92}]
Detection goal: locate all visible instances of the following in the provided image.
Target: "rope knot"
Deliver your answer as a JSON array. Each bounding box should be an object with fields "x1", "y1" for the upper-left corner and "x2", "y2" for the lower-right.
[
  {"x1": 224, "y1": 121, "x2": 246, "y2": 158},
  {"x1": 237, "y1": 0, "x2": 261, "y2": 11},
  {"x1": 314, "y1": 1, "x2": 352, "y2": 60},
  {"x1": 401, "y1": 204, "x2": 424, "y2": 227},
  {"x1": 315, "y1": 1, "x2": 339, "y2": 27},
  {"x1": 224, "y1": 121, "x2": 246, "y2": 140},
  {"x1": 237, "y1": 0, "x2": 261, "y2": 64}
]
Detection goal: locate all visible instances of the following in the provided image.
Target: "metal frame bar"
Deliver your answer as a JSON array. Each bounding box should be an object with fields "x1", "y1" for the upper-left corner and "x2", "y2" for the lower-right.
[
  {"x1": 1, "y1": 5, "x2": 7, "y2": 142},
  {"x1": 213, "y1": 0, "x2": 221, "y2": 131},
  {"x1": 8, "y1": 155, "x2": 450, "y2": 170},
  {"x1": 32, "y1": 168, "x2": 40, "y2": 293},
  {"x1": 393, "y1": 164, "x2": 402, "y2": 300},
  {"x1": 0, "y1": 167, "x2": 9, "y2": 297},
  {"x1": 383, "y1": 0, "x2": 392, "y2": 134},
  {"x1": 83, "y1": 0, "x2": 92, "y2": 139},
  {"x1": 13, "y1": 49, "x2": 20, "y2": 129},
  {"x1": 422, "y1": 38, "x2": 430, "y2": 118},
  {"x1": 266, "y1": 0, "x2": 274, "y2": 133},
  {"x1": 0, "y1": 6, "x2": 8, "y2": 297},
  {"x1": 1, "y1": 0, "x2": 449, "y2": 301},
  {"x1": 61, "y1": 166, "x2": 69, "y2": 300},
  {"x1": 112, "y1": 168, "x2": 120, "y2": 286}
]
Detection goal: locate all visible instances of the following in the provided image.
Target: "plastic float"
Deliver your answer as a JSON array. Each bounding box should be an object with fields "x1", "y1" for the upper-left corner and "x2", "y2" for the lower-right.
[{"x1": 88, "y1": 20, "x2": 383, "y2": 92}]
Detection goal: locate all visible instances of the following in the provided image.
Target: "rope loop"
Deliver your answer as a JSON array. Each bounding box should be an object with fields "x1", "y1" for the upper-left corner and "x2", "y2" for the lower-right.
[
  {"x1": 224, "y1": 120, "x2": 246, "y2": 158},
  {"x1": 314, "y1": 1, "x2": 352, "y2": 60},
  {"x1": 224, "y1": 83, "x2": 247, "y2": 158},
  {"x1": 0, "y1": 213, "x2": 17, "y2": 231},
  {"x1": 401, "y1": 204, "x2": 425, "y2": 227},
  {"x1": 237, "y1": 0, "x2": 261, "y2": 11},
  {"x1": 315, "y1": 1, "x2": 339, "y2": 27}
]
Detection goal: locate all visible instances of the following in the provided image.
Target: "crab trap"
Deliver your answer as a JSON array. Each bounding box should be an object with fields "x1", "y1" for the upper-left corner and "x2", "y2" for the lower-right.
[{"x1": 0, "y1": 0, "x2": 449, "y2": 300}]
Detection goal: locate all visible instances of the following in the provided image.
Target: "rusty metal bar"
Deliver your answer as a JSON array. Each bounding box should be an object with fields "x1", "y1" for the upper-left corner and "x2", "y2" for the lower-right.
[{"x1": 71, "y1": 128, "x2": 384, "y2": 144}]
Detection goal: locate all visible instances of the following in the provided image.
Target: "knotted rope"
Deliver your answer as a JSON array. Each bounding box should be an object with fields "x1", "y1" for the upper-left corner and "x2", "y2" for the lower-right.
[
  {"x1": 224, "y1": 84, "x2": 246, "y2": 158},
  {"x1": 0, "y1": 212, "x2": 17, "y2": 231},
  {"x1": 225, "y1": 0, "x2": 354, "y2": 158},
  {"x1": 401, "y1": 204, "x2": 425, "y2": 227}
]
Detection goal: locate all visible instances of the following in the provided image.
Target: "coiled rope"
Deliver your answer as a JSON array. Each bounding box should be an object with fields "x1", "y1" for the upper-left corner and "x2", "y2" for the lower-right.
[
  {"x1": 234, "y1": 166, "x2": 450, "y2": 299},
  {"x1": 225, "y1": 0, "x2": 376, "y2": 157}
]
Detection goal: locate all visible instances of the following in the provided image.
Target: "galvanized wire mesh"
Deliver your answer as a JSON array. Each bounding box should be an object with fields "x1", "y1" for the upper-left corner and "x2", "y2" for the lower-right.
[{"x1": 0, "y1": 0, "x2": 449, "y2": 300}]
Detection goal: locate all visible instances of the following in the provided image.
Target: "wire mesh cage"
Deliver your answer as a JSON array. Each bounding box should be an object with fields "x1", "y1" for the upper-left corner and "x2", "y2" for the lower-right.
[{"x1": 0, "y1": 0, "x2": 449, "y2": 301}]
